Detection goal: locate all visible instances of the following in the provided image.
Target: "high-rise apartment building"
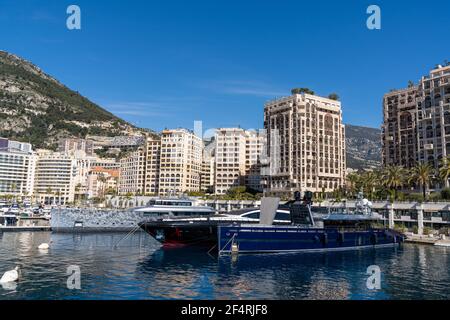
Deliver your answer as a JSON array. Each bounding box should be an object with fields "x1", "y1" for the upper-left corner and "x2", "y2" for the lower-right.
[
  {"x1": 214, "y1": 128, "x2": 264, "y2": 195},
  {"x1": 144, "y1": 138, "x2": 161, "y2": 195},
  {"x1": 0, "y1": 138, "x2": 36, "y2": 197},
  {"x1": 118, "y1": 147, "x2": 146, "y2": 195},
  {"x1": 214, "y1": 128, "x2": 247, "y2": 195},
  {"x1": 382, "y1": 64, "x2": 450, "y2": 175},
  {"x1": 417, "y1": 64, "x2": 450, "y2": 169},
  {"x1": 34, "y1": 150, "x2": 78, "y2": 204},
  {"x1": 263, "y1": 92, "x2": 346, "y2": 197},
  {"x1": 158, "y1": 129, "x2": 203, "y2": 196},
  {"x1": 382, "y1": 86, "x2": 418, "y2": 168}
]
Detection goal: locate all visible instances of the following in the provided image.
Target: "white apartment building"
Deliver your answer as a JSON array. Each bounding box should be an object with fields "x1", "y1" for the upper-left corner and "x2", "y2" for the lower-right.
[
  {"x1": 0, "y1": 138, "x2": 36, "y2": 197},
  {"x1": 214, "y1": 128, "x2": 264, "y2": 195},
  {"x1": 34, "y1": 150, "x2": 77, "y2": 205},
  {"x1": 158, "y1": 129, "x2": 203, "y2": 196},
  {"x1": 263, "y1": 92, "x2": 346, "y2": 197},
  {"x1": 118, "y1": 147, "x2": 146, "y2": 195}
]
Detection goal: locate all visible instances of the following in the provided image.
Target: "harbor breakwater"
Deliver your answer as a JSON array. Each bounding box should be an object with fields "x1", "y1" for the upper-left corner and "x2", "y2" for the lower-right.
[{"x1": 51, "y1": 208, "x2": 145, "y2": 232}]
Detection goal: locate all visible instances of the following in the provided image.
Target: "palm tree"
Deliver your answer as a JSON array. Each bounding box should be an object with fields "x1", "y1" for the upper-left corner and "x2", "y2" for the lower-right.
[
  {"x1": 346, "y1": 173, "x2": 360, "y2": 198},
  {"x1": 383, "y1": 165, "x2": 405, "y2": 201},
  {"x1": 439, "y1": 156, "x2": 450, "y2": 188},
  {"x1": 411, "y1": 163, "x2": 434, "y2": 200},
  {"x1": 362, "y1": 171, "x2": 378, "y2": 200}
]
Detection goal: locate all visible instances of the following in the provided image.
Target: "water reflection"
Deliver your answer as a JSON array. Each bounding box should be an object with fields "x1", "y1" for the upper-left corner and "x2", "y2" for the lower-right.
[{"x1": 0, "y1": 233, "x2": 449, "y2": 300}]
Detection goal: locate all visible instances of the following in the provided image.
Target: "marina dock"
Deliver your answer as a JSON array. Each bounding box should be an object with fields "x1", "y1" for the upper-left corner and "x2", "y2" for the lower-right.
[
  {"x1": 405, "y1": 234, "x2": 450, "y2": 246},
  {"x1": 0, "y1": 226, "x2": 51, "y2": 232}
]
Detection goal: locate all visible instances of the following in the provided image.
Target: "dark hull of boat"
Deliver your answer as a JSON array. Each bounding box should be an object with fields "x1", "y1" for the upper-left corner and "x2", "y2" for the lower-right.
[
  {"x1": 138, "y1": 221, "x2": 219, "y2": 247},
  {"x1": 139, "y1": 220, "x2": 292, "y2": 248},
  {"x1": 218, "y1": 225, "x2": 405, "y2": 254}
]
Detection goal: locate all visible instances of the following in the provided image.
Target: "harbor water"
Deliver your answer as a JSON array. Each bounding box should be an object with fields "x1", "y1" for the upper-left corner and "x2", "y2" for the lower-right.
[{"x1": 0, "y1": 231, "x2": 449, "y2": 300}]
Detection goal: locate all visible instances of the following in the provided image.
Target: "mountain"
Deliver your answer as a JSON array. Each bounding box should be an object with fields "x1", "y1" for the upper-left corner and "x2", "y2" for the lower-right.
[
  {"x1": 0, "y1": 51, "x2": 144, "y2": 149},
  {"x1": 345, "y1": 124, "x2": 382, "y2": 171}
]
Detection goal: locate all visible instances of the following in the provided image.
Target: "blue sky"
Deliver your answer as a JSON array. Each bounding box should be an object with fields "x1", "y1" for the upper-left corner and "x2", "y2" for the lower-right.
[{"x1": 1, "y1": 0, "x2": 449, "y2": 133}]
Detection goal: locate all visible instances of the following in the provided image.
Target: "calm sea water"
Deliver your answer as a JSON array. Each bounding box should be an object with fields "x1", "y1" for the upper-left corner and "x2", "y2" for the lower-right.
[{"x1": 0, "y1": 231, "x2": 449, "y2": 300}]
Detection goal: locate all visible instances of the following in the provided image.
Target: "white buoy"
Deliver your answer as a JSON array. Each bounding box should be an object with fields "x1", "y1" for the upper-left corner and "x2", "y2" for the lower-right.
[
  {"x1": 38, "y1": 241, "x2": 52, "y2": 250},
  {"x1": 0, "y1": 266, "x2": 20, "y2": 283}
]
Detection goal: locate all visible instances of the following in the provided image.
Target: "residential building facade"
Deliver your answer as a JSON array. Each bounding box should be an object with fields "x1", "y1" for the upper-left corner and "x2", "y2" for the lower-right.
[
  {"x1": 263, "y1": 93, "x2": 346, "y2": 197},
  {"x1": 143, "y1": 138, "x2": 161, "y2": 195},
  {"x1": 382, "y1": 64, "x2": 450, "y2": 178},
  {"x1": 0, "y1": 138, "x2": 36, "y2": 197},
  {"x1": 382, "y1": 86, "x2": 419, "y2": 168},
  {"x1": 33, "y1": 150, "x2": 77, "y2": 204},
  {"x1": 417, "y1": 64, "x2": 450, "y2": 169},
  {"x1": 118, "y1": 147, "x2": 146, "y2": 195},
  {"x1": 158, "y1": 129, "x2": 203, "y2": 196},
  {"x1": 214, "y1": 128, "x2": 264, "y2": 195},
  {"x1": 87, "y1": 166, "x2": 119, "y2": 199}
]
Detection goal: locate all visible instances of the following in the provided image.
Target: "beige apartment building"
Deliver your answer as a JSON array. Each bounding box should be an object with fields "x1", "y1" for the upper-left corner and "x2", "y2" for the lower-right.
[
  {"x1": 144, "y1": 138, "x2": 161, "y2": 195},
  {"x1": 118, "y1": 147, "x2": 146, "y2": 195},
  {"x1": 263, "y1": 93, "x2": 346, "y2": 197},
  {"x1": 214, "y1": 128, "x2": 264, "y2": 195},
  {"x1": 382, "y1": 64, "x2": 450, "y2": 180},
  {"x1": 158, "y1": 129, "x2": 203, "y2": 196},
  {"x1": 382, "y1": 86, "x2": 419, "y2": 168},
  {"x1": 214, "y1": 128, "x2": 247, "y2": 195}
]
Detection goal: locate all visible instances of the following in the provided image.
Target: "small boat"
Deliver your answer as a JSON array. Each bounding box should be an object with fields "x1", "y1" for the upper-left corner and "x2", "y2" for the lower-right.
[{"x1": 0, "y1": 214, "x2": 18, "y2": 227}]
